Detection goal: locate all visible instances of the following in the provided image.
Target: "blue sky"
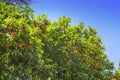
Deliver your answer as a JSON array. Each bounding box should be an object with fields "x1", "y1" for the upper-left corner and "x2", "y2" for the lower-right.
[{"x1": 30, "y1": 0, "x2": 120, "y2": 69}]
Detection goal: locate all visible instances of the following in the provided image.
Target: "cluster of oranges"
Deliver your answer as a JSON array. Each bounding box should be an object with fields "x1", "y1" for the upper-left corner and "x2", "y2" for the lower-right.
[
  {"x1": 0, "y1": 25, "x2": 14, "y2": 36},
  {"x1": 34, "y1": 23, "x2": 46, "y2": 30},
  {"x1": 7, "y1": 25, "x2": 33, "y2": 48},
  {"x1": 7, "y1": 25, "x2": 16, "y2": 37},
  {"x1": 7, "y1": 25, "x2": 24, "y2": 37}
]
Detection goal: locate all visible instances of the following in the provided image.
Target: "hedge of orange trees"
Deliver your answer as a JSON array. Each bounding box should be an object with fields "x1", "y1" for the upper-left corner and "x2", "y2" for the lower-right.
[{"x1": 0, "y1": 2, "x2": 114, "y2": 80}]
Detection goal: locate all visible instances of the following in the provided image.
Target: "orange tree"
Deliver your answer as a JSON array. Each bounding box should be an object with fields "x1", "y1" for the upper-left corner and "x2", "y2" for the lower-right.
[
  {"x1": 0, "y1": 1, "x2": 114, "y2": 80},
  {"x1": 41, "y1": 16, "x2": 114, "y2": 80},
  {"x1": 0, "y1": 2, "x2": 44, "y2": 80}
]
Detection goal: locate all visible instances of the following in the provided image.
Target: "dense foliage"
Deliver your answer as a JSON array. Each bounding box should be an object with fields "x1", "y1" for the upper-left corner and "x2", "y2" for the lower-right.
[
  {"x1": 0, "y1": 2, "x2": 114, "y2": 80},
  {"x1": 0, "y1": 2, "x2": 43, "y2": 80}
]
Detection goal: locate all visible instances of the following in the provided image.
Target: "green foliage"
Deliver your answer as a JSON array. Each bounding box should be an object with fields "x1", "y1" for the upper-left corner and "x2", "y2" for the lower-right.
[
  {"x1": 0, "y1": 2, "x2": 43, "y2": 80},
  {"x1": 42, "y1": 17, "x2": 114, "y2": 80},
  {"x1": 0, "y1": 2, "x2": 114, "y2": 80},
  {"x1": 114, "y1": 68, "x2": 120, "y2": 80}
]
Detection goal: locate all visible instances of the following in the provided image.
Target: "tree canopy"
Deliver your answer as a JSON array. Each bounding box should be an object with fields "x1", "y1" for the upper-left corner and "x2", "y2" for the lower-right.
[
  {"x1": 0, "y1": 2, "x2": 115, "y2": 80},
  {"x1": 0, "y1": 0, "x2": 32, "y2": 5}
]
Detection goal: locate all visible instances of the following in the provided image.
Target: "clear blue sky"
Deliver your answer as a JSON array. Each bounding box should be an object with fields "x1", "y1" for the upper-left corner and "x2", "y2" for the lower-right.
[{"x1": 30, "y1": 0, "x2": 120, "y2": 69}]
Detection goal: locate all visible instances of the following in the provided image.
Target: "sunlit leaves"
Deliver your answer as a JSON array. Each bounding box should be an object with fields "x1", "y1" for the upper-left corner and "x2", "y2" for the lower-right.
[{"x1": 114, "y1": 68, "x2": 120, "y2": 79}]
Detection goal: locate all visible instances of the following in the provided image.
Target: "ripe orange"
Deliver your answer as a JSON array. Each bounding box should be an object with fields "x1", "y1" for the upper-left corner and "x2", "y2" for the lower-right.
[
  {"x1": 8, "y1": 25, "x2": 12, "y2": 30},
  {"x1": 18, "y1": 43, "x2": 25, "y2": 47},
  {"x1": 95, "y1": 63, "x2": 99, "y2": 67},
  {"x1": 0, "y1": 32, "x2": 2, "y2": 35},
  {"x1": 11, "y1": 32, "x2": 15, "y2": 37}
]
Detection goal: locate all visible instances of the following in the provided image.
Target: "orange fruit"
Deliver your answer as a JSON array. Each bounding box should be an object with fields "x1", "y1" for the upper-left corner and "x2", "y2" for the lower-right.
[
  {"x1": 95, "y1": 63, "x2": 99, "y2": 67},
  {"x1": 18, "y1": 43, "x2": 23, "y2": 47},
  {"x1": 11, "y1": 32, "x2": 15, "y2": 37},
  {"x1": 8, "y1": 25, "x2": 12, "y2": 30},
  {"x1": 0, "y1": 32, "x2": 2, "y2": 35},
  {"x1": 18, "y1": 43, "x2": 25, "y2": 47},
  {"x1": 76, "y1": 47, "x2": 81, "y2": 51}
]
